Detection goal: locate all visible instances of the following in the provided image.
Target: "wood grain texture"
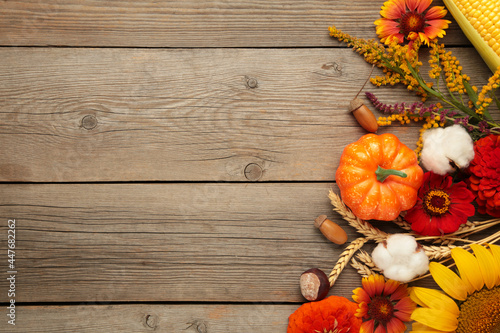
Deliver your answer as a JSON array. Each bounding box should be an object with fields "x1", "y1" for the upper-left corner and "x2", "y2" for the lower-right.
[
  {"x1": 0, "y1": 183, "x2": 441, "y2": 304},
  {"x1": 10, "y1": 304, "x2": 294, "y2": 332},
  {"x1": 1, "y1": 1, "x2": 497, "y2": 332},
  {"x1": 0, "y1": 47, "x2": 494, "y2": 182},
  {"x1": 0, "y1": 0, "x2": 466, "y2": 48}
]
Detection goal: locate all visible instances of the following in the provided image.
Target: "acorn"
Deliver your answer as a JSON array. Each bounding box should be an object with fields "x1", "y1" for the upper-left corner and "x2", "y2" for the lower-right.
[
  {"x1": 349, "y1": 98, "x2": 379, "y2": 133},
  {"x1": 314, "y1": 215, "x2": 348, "y2": 245}
]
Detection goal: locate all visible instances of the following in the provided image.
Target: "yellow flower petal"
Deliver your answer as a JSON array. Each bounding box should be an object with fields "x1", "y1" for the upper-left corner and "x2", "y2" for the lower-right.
[
  {"x1": 471, "y1": 243, "x2": 497, "y2": 289},
  {"x1": 409, "y1": 287, "x2": 459, "y2": 317},
  {"x1": 428, "y1": 262, "x2": 468, "y2": 300},
  {"x1": 411, "y1": 308, "x2": 458, "y2": 331},
  {"x1": 411, "y1": 322, "x2": 450, "y2": 332},
  {"x1": 451, "y1": 247, "x2": 484, "y2": 293},
  {"x1": 488, "y1": 243, "x2": 500, "y2": 286}
]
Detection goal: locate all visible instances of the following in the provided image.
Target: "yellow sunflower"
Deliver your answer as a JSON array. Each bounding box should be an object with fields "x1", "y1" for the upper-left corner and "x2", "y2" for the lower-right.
[{"x1": 409, "y1": 243, "x2": 500, "y2": 332}]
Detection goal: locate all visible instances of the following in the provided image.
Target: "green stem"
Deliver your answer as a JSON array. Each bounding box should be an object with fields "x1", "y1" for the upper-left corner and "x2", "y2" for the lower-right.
[
  {"x1": 376, "y1": 166, "x2": 407, "y2": 182},
  {"x1": 406, "y1": 60, "x2": 479, "y2": 120}
]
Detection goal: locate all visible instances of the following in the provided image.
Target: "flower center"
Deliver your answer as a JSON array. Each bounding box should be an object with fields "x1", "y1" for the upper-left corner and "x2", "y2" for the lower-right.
[
  {"x1": 457, "y1": 287, "x2": 500, "y2": 333},
  {"x1": 368, "y1": 296, "x2": 394, "y2": 325},
  {"x1": 423, "y1": 189, "x2": 451, "y2": 216},
  {"x1": 399, "y1": 12, "x2": 425, "y2": 34}
]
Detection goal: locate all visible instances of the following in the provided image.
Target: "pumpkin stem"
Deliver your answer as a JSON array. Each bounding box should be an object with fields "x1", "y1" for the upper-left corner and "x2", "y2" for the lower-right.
[{"x1": 375, "y1": 166, "x2": 407, "y2": 182}]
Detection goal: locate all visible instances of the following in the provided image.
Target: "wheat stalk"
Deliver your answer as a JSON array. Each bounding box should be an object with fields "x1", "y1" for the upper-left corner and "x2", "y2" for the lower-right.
[
  {"x1": 355, "y1": 250, "x2": 380, "y2": 271},
  {"x1": 350, "y1": 258, "x2": 375, "y2": 277},
  {"x1": 422, "y1": 244, "x2": 457, "y2": 260},
  {"x1": 328, "y1": 190, "x2": 388, "y2": 243},
  {"x1": 328, "y1": 237, "x2": 367, "y2": 287},
  {"x1": 327, "y1": 190, "x2": 500, "y2": 283},
  {"x1": 391, "y1": 216, "x2": 412, "y2": 231}
]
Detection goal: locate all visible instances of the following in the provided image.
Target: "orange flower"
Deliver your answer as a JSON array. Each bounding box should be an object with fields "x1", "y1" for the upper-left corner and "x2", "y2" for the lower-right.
[
  {"x1": 287, "y1": 295, "x2": 362, "y2": 333},
  {"x1": 375, "y1": 0, "x2": 450, "y2": 49},
  {"x1": 352, "y1": 274, "x2": 416, "y2": 333}
]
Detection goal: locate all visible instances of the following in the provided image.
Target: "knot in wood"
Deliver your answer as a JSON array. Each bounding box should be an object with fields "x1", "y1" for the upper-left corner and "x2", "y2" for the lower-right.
[
  {"x1": 145, "y1": 314, "x2": 159, "y2": 329},
  {"x1": 81, "y1": 114, "x2": 98, "y2": 130},
  {"x1": 244, "y1": 163, "x2": 263, "y2": 181},
  {"x1": 246, "y1": 77, "x2": 258, "y2": 89},
  {"x1": 320, "y1": 62, "x2": 342, "y2": 76},
  {"x1": 187, "y1": 320, "x2": 208, "y2": 333}
]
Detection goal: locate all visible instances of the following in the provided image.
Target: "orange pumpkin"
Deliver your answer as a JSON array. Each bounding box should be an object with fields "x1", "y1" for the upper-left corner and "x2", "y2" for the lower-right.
[{"x1": 336, "y1": 133, "x2": 424, "y2": 221}]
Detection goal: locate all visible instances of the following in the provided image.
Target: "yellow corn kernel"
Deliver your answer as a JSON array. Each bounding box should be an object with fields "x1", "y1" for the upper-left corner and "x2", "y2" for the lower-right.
[
  {"x1": 487, "y1": 26, "x2": 497, "y2": 35},
  {"x1": 444, "y1": 0, "x2": 500, "y2": 72}
]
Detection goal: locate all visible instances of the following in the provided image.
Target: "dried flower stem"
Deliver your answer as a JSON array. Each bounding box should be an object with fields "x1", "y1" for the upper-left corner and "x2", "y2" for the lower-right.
[{"x1": 328, "y1": 237, "x2": 367, "y2": 287}]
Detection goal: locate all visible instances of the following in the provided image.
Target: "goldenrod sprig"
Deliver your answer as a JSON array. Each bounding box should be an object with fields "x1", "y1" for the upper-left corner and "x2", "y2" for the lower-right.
[{"x1": 329, "y1": 25, "x2": 500, "y2": 140}]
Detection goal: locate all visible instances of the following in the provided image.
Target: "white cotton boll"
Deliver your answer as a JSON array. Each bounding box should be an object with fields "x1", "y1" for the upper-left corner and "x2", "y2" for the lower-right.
[
  {"x1": 372, "y1": 234, "x2": 429, "y2": 282},
  {"x1": 420, "y1": 127, "x2": 449, "y2": 175},
  {"x1": 383, "y1": 266, "x2": 417, "y2": 284},
  {"x1": 385, "y1": 234, "x2": 417, "y2": 257},
  {"x1": 408, "y1": 250, "x2": 430, "y2": 276},
  {"x1": 420, "y1": 124, "x2": 475, "y2": 175},
  {"x1": 371, "y1": 244, "x2": 394, "y2": 269}
]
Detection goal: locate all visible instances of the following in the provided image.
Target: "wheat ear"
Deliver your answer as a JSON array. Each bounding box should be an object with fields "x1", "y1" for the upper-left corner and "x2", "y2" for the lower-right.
[
  {"x1": 422, "y1": 244, "x2": 457, "y2": 260},
  {"x1": 351, "y1": 258, "x2": 376, "y2": 277},
  {"x1": 328, "y1": 190, "x2": 388, "y2": 243},
  {"x1": 351, "y1": 249, "x2": 380, "y2": 277},
  {"x1": 328, "y1": 237, "x2": 367, "y2": 287},
  {"x1": 351, "y1": 258, "x2": 375, "y2": 277},
  {"x1": 355, "y1": 250, "x2": 380, "y2": 271}
]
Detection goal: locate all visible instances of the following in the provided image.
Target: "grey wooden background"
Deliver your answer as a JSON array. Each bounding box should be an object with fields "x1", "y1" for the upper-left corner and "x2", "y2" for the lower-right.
[{"x1": 0, "y1": 0, "x2": 496, "y2": 332}]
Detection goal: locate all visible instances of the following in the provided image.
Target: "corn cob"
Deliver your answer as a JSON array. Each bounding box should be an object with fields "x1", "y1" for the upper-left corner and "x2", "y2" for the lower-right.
[{"x1": 443, "y1": 0, "x2": 500, "y2": 73}]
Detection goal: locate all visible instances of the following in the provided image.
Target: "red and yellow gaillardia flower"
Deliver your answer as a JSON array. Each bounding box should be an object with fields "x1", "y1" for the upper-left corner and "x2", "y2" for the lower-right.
[
  {"x1": 352, "y1": 274, "x2": 416, "y2": 333},
  {"x1": 375, "y1": 0, "x2": 451, "y2": 48},
  {"x1": 410, "y1": 243, "x2": 500, "y2": 332},
  {"x1": 287, "y1": 295, "x2": 362, "y2": 333}
]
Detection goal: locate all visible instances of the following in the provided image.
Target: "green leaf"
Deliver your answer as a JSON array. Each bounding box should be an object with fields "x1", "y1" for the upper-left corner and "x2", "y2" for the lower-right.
[
  {"x1": 406, "y1": 60, "x2": 441, "y2": 99},
  {"x1": 464, "y1": 81, "x2": 478, "y2": 105},
  {"x1": 494, "y1": 93, "x2": 500, "y2": 112}
]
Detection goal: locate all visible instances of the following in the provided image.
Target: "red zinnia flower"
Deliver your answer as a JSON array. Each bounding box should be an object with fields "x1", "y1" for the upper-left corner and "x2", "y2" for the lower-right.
[
  {"x1": 287, "y1": 295, "x2": 362, "y2": 333},
  {"x1": 405, "y1": 172, "x2": 475, "y2": 236},
  {"x1": 352, "y1": 274, "x2": 416, "y2": 333},
  {"x1": 374, "y1": 0, "x2": 450, "y2": 49},
  {"x1": 468, "y1": 134, "x2": 500, "y2": 217}
]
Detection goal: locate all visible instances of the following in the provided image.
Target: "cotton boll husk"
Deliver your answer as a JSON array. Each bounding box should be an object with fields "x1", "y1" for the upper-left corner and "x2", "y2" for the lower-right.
[
  {"x1": 372, "y1": 234, "x2": 429, "y2": 282},
  {"x1": 420, "y1": 125, "x2": 474, "y2": 175}
]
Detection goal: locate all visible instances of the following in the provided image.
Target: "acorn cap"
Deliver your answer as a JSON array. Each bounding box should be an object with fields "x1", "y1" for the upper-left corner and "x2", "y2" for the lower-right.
[
  {"x1": 314, "y1": 215, "x2": 327, "y2": 229},
  {"x1": 349, "y1": 98, "x2": 364, "y2": 112}
]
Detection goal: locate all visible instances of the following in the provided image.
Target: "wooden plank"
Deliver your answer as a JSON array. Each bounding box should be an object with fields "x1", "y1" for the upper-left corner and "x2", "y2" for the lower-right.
[
  {"x1": 0, "y1": 183, "x2": 443, "y2": 304},
  {"x1": 0, "y1": 47, "x2": 494, "y2": 182},
  {"x1": 0, "y1": 0, "x2": 466, "y2": 48},
  {"x1": 10, "y1": 304, "x2": 294, "y2": 332}
]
